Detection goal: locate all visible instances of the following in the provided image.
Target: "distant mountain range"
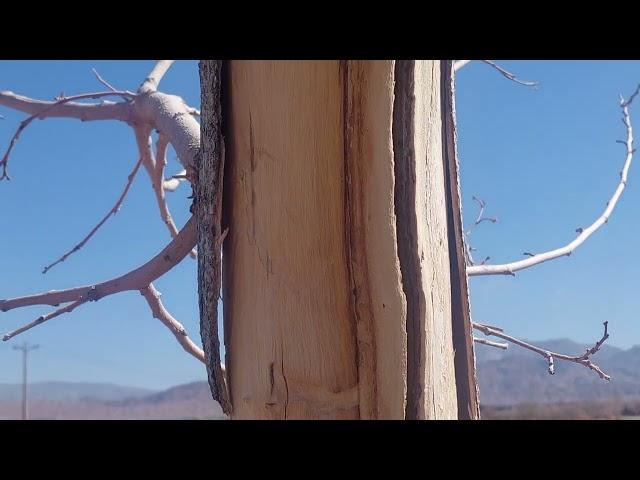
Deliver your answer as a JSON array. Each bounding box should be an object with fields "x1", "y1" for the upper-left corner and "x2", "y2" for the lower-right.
[
  {"x1": 2, "y1": 339, "x2": 639, "y2": 419},
  {"x1": 0, "y1": 381, "x2": 154, "y2": 403},
  {"x1": 0, "y1": 381, "x2": 225, "y2": 420},
  {"x1": 475, "y1": 338, "x2": 640, "y2": 405}
]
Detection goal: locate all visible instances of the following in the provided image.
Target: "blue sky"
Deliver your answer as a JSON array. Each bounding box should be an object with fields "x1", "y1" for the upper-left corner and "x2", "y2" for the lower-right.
[{"x1": 1, "y1": 60, "x2": 639, "y2": 389}]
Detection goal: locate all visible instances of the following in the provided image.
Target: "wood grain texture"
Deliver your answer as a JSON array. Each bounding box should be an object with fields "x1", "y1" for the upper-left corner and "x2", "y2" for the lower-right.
[
  {"x1": 343, "y1": 61, "x2": 407, "y2": 419},
  {"x1": 219, "y1": 60, "x2": 469, "y2": 419},
  {"x1": 394, "y1": 61, "x2": 458, "y2": 419},
  {"x1": 223, "y1": 61, "x2": 358, "y2": 419}
]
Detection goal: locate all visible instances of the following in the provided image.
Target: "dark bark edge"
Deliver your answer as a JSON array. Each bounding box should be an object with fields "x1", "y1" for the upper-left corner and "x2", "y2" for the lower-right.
[
  {"x1": 440, "y1": 60, "x2": 481, "y2": 420},
  {"x1": 392, "y1": 60, "x2": 425, "y2": 420},
  {"x1": 197, "y1": 60, "x2": 232, "y2": 415}
]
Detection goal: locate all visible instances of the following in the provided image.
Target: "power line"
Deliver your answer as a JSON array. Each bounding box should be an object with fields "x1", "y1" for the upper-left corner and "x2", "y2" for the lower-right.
[{"x1": 12, "y1": 342, "x2": 40, "y2": 420}]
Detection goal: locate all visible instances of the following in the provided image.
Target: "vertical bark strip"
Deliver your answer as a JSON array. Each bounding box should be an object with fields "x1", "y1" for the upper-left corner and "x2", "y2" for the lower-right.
[
  {"x1": 441, "y1": 60, "x2": 481, "y2": 419},
  {"x1": 198, "y1": 60, "x2": 231, "y2": 414},
  {"x1": 394, "y1": 60, "x2": 459, "y2": 420},
  {"x1": 393, "y1": 60, "x2": 424, "y2": 419}
]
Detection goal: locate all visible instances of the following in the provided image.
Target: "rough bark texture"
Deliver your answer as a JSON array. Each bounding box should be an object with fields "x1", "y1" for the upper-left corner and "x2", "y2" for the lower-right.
[
  {"x1": 197, "y1": 61, "x2": 230, "y2": 414},
  {"x1": 441, "y1": 61, "x2": 481, "y2": 419}
]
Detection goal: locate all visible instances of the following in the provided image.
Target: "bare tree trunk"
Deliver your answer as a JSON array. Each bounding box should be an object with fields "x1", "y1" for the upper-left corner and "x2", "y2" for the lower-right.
[{"x1": 198, "y1": 60, "x2": 479, "y2": 420}]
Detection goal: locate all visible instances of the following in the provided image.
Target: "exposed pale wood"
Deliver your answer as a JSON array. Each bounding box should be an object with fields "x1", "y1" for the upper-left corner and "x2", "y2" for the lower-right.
[
  {"x1": 394, "y1": 61, "x2": 458, "y2": 419},
  {"x1": 223, "y1": 61, "x2": 358, "y2": 419},
  {"x1": 219, "y1": 60, "x2": 471, "y2": 419},
  {"x1": 343, "y1": 61, "x2": 407, "y2": 419}
]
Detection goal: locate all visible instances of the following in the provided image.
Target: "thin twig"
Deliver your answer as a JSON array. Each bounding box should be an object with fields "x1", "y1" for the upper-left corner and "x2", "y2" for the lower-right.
[
  {"x1": 454, "y1": 60, "x2": 539, "y2": 88},
  {"x1": 3, "y1": 298, "x2": 87, "y2": 341},
  {"x1": 91, "y1": 68, "x2": 131, "y2": 102},
  {"x1": 42, "y1": 157, "x2": 143, "y2": 274},
  {"x1": 464, "y1": 195, "x2": 497, "y2": 266},
  {"x1": 472, "y1": 321, "x2": 611, "y2": 381},
  {"x1": 473, "y1": 337, "x2": 509, "y2": 350},
  {"x1": 92, "y1": 68, "x2": 118, "y2": 92},
  {"x1": 468, "y1": 86, "x2": 639, "y2": 276},
  {"x1": 473, "y1": 321, "x2": 504, "y2": 332},
  {"x1": 481, "y1": 60, "x2": 539, "y2": 88}
]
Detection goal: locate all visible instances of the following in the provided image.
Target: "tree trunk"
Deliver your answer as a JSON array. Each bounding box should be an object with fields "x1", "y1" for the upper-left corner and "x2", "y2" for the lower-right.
[{"x1": 198, "y1": 60, "x2": 479, "y2": 420}]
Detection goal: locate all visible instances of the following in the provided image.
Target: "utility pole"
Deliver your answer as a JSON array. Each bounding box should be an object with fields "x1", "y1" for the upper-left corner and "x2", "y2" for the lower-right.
[{"x1": 12, "y1": 342, "x2": 39, "y2": 420}]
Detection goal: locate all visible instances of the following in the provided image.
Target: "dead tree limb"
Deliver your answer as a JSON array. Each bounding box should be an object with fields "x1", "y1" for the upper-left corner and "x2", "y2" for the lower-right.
[
  {"x1": 473, "y1": 321, "x2": 611, "y2": 381},
  {"x1": 468, "y1": 85, "x2": 639, "y2": 276}
]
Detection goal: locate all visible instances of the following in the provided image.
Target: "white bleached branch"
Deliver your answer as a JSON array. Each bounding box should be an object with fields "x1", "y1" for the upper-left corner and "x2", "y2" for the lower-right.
[
  {"x1": 468, "y1": 85, "x2": 639, "y2": 276},
  {"x1": 473, "y1": 321, "x2": 611, "y2": 381},
  {"x1": 454, "y1": 60, "x2": 539, "y2": 88}
]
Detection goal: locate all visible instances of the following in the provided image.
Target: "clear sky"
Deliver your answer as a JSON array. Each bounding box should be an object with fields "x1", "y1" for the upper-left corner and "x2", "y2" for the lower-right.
[{"x1": 1, "y1": 60, "x2": 639, "y2": 390}]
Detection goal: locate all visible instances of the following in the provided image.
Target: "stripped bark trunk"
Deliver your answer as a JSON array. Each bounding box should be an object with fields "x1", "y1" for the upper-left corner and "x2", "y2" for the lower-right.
[{"x1": 198, "y1": 60, "x2": 478, "y2": 419}]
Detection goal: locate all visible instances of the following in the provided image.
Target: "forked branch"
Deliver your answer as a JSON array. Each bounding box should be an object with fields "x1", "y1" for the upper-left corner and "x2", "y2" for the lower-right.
[
  {"x1": 0, "y1": 90, "x2": 135, "y2": 180},
  {"x1": 0, "y1": 62, "x2": 208, "y2": 381},
  {"x1": 1, "y1": 215, "x2": 196, "y2": 339},
  {"x1": 464, "y1": 195, "x2": 497, "y2": 266},
  {"x1": 473, "y1": 321, "x2": 611, "y2": 381}
]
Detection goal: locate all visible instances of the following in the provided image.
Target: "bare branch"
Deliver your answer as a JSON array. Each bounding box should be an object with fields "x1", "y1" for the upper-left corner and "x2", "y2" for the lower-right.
[
  {"x1": 0, "y1": 215, "x2": 196, "y2": 314},
  {"x1": 464, "y1": 195, "x2": 497, "y2": 266},
  {"x1": 468, "y1": 87, "x2": 638, "y2": 276},
  {"x1": 473, "y1": 337, "x2": 509, "y2": 350},
  {"x1": 454, "y1": 60, "x2": 539, "y2": 88},
  {"x1": 472, "y1": 321, "x2": 611, "y2": 381},
  {"x1": 154, "y1": 134, "x2": 197, "y2": 259},
  {"x1": 0, "y1": 91, "x2": 132, "y2": 122},
  {"x1": 92, "y1": 68, "x2": 118, "y2": 93},
  {"x1": 140, "y1": 283, "x2": 204, "y2": 363},
  {"x1": 473, "y1": 321, "x2": 504, "y2": 332},
  {"x1": 3, "y1": 298, "x2": 87, "y2": 341},
  {"x1": 481, "y1": 60, "x2": 539, "y2": 88},
  {"x1": 621, "y1": 84, "x2": 640, "y2": 108},
  {"x1": 138, "y1": 60, "x2": 176, "y2": 94},
  {"x1": 134, "y1": 127, "x2": 196, "y2": 258},
  {"x1": 0, "y1": 91, "x2": 135, "y2": 180},
  {"x1": 146, "y1": 131, "x2": 179, "y2": 238},
  {"x1": 42, "y1": 157, "x2": 143, "y2": 274}
]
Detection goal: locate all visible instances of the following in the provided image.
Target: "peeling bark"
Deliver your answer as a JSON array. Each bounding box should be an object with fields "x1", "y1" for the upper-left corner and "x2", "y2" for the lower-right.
[{"x1": 197, "y1": 60, "x2": 231, "y2": 414}]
